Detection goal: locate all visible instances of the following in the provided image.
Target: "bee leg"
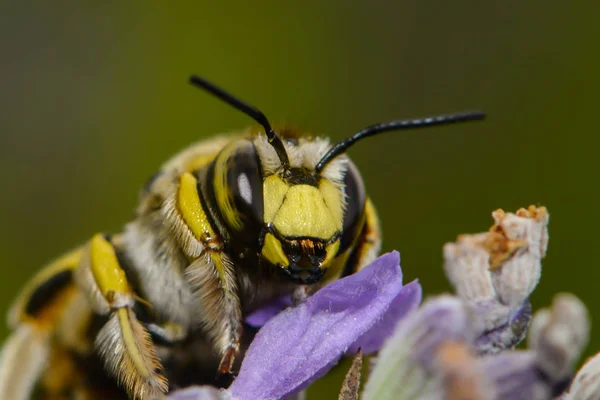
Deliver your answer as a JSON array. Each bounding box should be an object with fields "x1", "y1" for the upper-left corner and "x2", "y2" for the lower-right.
[
  {"x1": 145, "y1": 322, "x2": 187, "y2": 346},
  {"x1": 75, "y1": 234, "x2": 168, "y2": 400},
  {"x1": 217, "y1": 346, "x2": 237, "y2": 376},
  {"x1": 186, "y1": 250, "x2": 242, "y2": 378}
]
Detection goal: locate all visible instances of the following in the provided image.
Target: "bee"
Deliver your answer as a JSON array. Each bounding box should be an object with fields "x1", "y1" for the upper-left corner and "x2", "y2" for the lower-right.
[{"x1": 0, "y1": 75, "x2": 484, "y2": 400}]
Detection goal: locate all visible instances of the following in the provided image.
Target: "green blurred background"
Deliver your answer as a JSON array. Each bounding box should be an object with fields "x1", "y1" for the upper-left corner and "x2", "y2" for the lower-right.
[{"x1": 1, "y1": 1, "x2": 597, "y2": 398}]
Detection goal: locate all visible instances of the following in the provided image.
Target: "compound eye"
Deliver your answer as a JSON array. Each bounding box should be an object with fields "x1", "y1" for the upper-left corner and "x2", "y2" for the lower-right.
[
  {"x1": 226, "y1": 141, "x2": 265, "y2": 230},
  {"x1": 340, "y1": 159, "x2": 366, "y2": 251}
]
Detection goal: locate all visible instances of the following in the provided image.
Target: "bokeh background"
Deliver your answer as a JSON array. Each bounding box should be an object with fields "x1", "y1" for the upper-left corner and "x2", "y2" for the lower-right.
[{"x1": 1, "y1": 1, "x2": 597, "y2": 398}]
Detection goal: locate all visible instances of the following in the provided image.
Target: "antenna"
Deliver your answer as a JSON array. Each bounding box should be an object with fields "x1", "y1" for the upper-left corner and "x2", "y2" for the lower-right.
[
  {"x1": 315, "y1": 111, "x2": 485, "y2": 172},
  {"x1": 189, "y1": 75, "x2": 290, "y2": 169}
]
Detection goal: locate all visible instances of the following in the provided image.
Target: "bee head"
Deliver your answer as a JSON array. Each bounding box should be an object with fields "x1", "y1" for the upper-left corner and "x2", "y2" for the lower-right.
[
  {"x1": 210, "y1": 133, "x2": 365, "y2": 284},
  {"x1": 190, "y1": 74, "x2": 485, "y2": 285},
  {"x1": 256, "y1": 136, "x2": 367, "y2": 284}
]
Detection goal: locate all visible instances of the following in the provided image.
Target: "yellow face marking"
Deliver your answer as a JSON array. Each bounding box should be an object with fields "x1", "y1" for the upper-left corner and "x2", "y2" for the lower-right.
[
  {"x1": 178, "y1": 172, "x2": 216, "y2": 240},
  {"x1": 319, "y1": 180, "x2": 345, "y2": 230},
  {"x1": 272, "y1": 184, "x2": 341, "y2": 240},
  {"x1": 263, "y1": 175, "x2": 289, "y2": 223},
  {"x1": 262, "y1": 233, "x2": 289, "y2": 267},
  {"x1": 89, "y1": 234, "x2": 130, "y2": 299},
  {"x1": 323, "y1": 240, "x2": 340, "y2": 268},
  {"x1": 213, "y1": 142, "x2": 244, "y2": 231}
]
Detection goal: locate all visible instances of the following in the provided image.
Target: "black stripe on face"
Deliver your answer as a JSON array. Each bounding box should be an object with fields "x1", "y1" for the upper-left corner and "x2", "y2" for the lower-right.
[
  {"x1": 207, "y1": 140, "x2": 265, "y2": 251},
  {"x1": 25, "y1": 270, "x2": 72, "y2": 316},
  {"x1": 283, "y1": 168, "x2": 320, "y2": 186},
  {"x1": 339, "y1": 159, "x2": 366, "y2": 253},
  {"x1": 200, "y1": 160, "x2": 230, "y2": 242},
  {"x1": 224, "y1": 141, "x2": 264, "y2": 231}
]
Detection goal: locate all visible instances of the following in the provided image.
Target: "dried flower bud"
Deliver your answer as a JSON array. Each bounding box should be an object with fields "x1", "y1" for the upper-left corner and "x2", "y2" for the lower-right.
[
  {"x1": 443, "y1": 206, "x2": 549, "y2": 355},
  {"x1": 528, "y1": 293, "x2": 590, "y2": 381},
  {"x1": 444, "y1": 205, "x2": 548, "y2": 307},
  {"x1": 443, "y1": 233, "x2": 497, "y2": 307},
  {"x1": 489, "y1": 206, "x2": 548, "y2": 308}
]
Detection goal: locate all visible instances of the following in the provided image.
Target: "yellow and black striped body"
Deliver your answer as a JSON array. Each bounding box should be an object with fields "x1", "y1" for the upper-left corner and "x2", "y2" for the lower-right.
[{"x1": 0, "y1": 130, "x2": 382, "y2": 399}]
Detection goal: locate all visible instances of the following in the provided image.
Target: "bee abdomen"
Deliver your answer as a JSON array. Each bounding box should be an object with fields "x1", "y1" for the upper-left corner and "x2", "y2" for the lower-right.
[
  {"x1": 8, "y1": 248, "x2": 82, "y2": 329},
  {"x1": 23, "y1": 270, "x2": 72, "y2": 318}
]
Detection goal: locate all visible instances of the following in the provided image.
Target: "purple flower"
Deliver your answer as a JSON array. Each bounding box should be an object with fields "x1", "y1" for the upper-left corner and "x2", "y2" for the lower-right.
[
  {"x1": 169, "y1": 251, "x2": 422, "y2": 400},
  {"x1": 230, "y1": 251, "x2": 421, "y2": 399},
  {"x1": 168, "y1": 206, "x2": 600, "y2": 400}
]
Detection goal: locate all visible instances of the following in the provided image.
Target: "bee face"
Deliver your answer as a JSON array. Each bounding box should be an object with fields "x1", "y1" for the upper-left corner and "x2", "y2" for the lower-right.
[
  {"x1": 262, "y1": 170, "x2": 342, "y2": 283},
  {"x1": 210, "y1": 134, "x2": 367, "y2": 284}
]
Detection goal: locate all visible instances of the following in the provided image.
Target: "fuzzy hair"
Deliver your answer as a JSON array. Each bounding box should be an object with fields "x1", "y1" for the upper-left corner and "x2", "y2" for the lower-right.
[
  {"x1": 96, "y1": 308, "x2": 167, "y2": 400},
  {"x1": 253, "y1": 134, "x2": 349, "y2": 183}
]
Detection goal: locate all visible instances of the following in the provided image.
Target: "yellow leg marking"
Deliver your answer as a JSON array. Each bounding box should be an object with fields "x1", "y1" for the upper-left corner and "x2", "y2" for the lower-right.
[
  {"x1": 117, "y1": 308, "x2": 152, "y2": 379},
  {"x1": 178, "y1": 172, "x2": 217, "y2": 241},
  {"x1": 89, "y1": 234, "x2": 130, "y2": 301},
  {"x1": 80, "y1": 234, "x2": 167, "y2": 399},
  {"x1": 96, "y1": 308, "x2": 167, "y2": 400}
]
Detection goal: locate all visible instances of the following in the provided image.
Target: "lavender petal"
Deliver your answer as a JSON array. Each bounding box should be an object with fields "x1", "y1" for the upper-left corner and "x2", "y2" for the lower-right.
[
  {"x1": 245, "y1": 296, "x2": 292, "y2": 328},
  {"x1": 229, "y1": 251, "x2": 420, "y2": 400},
  {"x1": 348, "y1": 280, "x2": 421, "y2": 354},
  {"x1": 167, "y1": 386, "x2": 230, "y2": 400}
]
